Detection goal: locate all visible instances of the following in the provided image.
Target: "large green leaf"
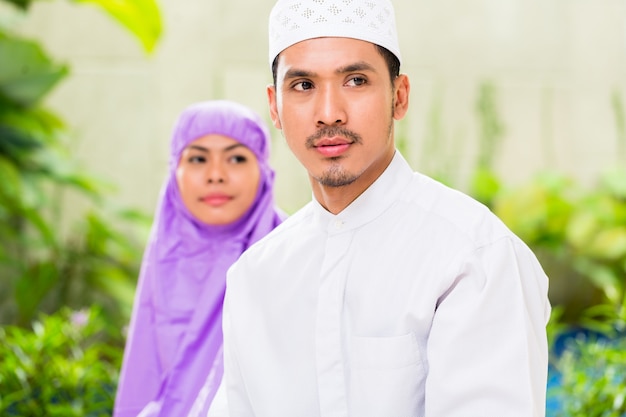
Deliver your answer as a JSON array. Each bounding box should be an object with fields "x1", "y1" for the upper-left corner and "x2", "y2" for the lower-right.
[
  {"x1": 0, "y1": 0, "x2": 33, "y2": 10},
  {"x1": 72, "y1": 0, "x2": 162, "y2": 53},
  {"x1": 14, "y1": 261, "x2": 59, "y2": 325},
  {"x1": 0, "y1": 156, "x2": 22, "y2": 206},
  {"x1": 0, "y1": 35, "x2": 69, "y2": 107}
]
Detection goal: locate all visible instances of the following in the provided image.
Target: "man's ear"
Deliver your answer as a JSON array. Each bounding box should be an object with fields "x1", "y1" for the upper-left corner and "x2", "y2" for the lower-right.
[
  {"x1": 392, "y1": 74, "x2": 410, "y2": 121},
  {"x1": 267, "y1": 84, "x2": 282, "y2": 129}
]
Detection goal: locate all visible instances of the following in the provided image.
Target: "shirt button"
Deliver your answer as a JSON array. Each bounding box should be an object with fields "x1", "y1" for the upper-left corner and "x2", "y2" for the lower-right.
[{"x1": 334, "y1": 219, "x2": 343, "y2": 229}]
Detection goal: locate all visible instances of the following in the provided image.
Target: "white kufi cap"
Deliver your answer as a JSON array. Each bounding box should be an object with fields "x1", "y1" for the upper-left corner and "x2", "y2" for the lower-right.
[{"x1": 268, "y1": 0, "x2": 401, "y2": 67}]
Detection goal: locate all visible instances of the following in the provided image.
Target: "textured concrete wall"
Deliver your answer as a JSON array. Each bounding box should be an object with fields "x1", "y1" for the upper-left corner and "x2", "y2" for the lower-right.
[{"x1": 14, "y1": 0, "x2": 626, "y2": 218}]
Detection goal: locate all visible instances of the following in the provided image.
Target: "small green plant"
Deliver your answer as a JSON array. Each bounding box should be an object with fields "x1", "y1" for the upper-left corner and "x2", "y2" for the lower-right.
[
  {"x1": 550, "y1": 334, "x2": 626, "y2": 417},
  {"x1": 491, "y1": 166, "x2": 626, "y2": 325},
  {"x1": 469, "y1": 81, "x2": 505, "y2": 206},
  {"x1": 0, "y1": 306, "x2": 123, "y2": 416}
]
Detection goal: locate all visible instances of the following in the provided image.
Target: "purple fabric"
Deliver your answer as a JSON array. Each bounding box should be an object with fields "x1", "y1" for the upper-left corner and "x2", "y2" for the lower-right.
[{"x1": 114, "y1": 100, "x2": 284, "y2": 417}]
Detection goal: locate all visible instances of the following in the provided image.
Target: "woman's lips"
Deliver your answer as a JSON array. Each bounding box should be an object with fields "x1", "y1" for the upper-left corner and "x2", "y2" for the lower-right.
[{"x1": 201, "y1": 194, "x2": 232, "y2": 207}]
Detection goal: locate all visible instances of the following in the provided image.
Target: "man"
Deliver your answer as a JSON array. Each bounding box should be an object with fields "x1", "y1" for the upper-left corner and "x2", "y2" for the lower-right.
[{"x1": 222, "y1": 0, "x2": 551, "y2": 415}]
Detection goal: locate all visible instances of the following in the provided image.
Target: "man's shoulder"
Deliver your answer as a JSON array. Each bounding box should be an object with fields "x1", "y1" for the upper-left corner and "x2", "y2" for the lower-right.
[{"x1": 406, "y1": 173, "x2": 512, "y2": 243}]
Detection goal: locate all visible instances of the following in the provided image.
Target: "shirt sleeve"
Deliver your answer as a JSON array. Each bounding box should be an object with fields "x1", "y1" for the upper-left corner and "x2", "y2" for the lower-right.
[
  {"x1": 113, "y1": 265, "x2": 163, "y2": 417},
  {"x1": 425, "y1": 236, "x2": 551, "y2": 417}
]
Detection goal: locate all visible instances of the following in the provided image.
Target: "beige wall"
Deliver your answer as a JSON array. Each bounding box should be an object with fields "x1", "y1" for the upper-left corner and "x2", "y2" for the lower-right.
[{"x1": 14, "y1": 0, "x2": 626, "y2": 218}]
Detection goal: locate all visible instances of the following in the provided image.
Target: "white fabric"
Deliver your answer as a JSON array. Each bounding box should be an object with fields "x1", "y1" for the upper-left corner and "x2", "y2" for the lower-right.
[
  {"x1": 223, "y1": 151, "x2": 551, "y2": 417},
  {"x1": 268, "y1": 0, "x2": 402, "y2": 66},
  {"x1": 205, "y1": 380, "x2": 229, "y2": 417}
]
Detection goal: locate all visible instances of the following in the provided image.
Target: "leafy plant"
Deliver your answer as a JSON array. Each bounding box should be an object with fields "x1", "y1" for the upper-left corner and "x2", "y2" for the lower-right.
[
  {"x1": 0, "y1": 306, "x2": 124, "y2": 416},
  {"x1": 549, "y1": 333, "x2": 626, "y2": 417},
  {"x1": 491, "y1": 166, "x2": 626, "y2": 324},
  {"x1": 469, "y1": 81, "x2": 505, "y2": 206},
  {"x1": 0, "y1": 0, "x2": 160, "y2": 327}
]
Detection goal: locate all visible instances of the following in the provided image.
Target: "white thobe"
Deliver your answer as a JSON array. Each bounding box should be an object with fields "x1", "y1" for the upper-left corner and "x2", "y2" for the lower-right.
[{"x1": 223, "y1": 151, "x2": 551, "y2": 417}]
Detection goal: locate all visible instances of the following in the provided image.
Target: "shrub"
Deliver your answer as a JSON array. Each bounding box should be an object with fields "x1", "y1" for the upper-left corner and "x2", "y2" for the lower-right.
[
  {"x1": 0, "y1": 306, "x2": 123, "y2": 416},
  {"x1": 550, "y1": 333, "x2": 626, "y2": 417}
]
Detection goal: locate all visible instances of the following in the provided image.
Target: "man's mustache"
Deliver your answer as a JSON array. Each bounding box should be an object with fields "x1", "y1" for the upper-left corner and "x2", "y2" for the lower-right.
[{"x1": 306, "y1": 127, "x2": 362, "y2": 149}]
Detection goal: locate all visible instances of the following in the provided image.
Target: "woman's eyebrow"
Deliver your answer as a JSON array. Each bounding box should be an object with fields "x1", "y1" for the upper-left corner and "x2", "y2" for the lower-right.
[
  {"x1": 185, "y1": 143, "x2": 245, "y2": 153},
  {"x1": 223, "y1": 143, "x2": 246, "y2": 152},
  {"x1": 187, "y1": 144, "x2": 208, "y2": 152}
]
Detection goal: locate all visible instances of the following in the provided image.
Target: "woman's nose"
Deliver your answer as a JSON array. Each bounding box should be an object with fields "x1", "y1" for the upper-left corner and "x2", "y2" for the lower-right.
[{"x1": 207, "y1": 163, "x2": 225, "y2": 184}]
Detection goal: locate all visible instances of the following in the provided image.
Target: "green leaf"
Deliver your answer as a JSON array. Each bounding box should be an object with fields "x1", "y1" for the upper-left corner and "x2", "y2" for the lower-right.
[
  {"x1": 14, "y1": 261, "x2": 60, "y2": 325},
  {"x1": 589, "y1": 227, "x2": 626, "y2": 261},
  {"x1": 469, "y1": 166, "x2": 500, "y2": 206},
  {"x1": 0, "y1": 156, "x2": 22, "y2": 205},
  {"x1": 574, "y1": 259, "x2": 622, "y2": 304},
  {"x1": 601, "y1": 166, "x2": 626, "y2": 199},
  {"x1": 1, "y1": 0, "x2": 33, "y2": 10},
  {"x1": 0, "y1": 35, "x2": 69, "y2": 107},
  {"x1": 72, "y1": 0, "x2": 162, "y2": 53}
]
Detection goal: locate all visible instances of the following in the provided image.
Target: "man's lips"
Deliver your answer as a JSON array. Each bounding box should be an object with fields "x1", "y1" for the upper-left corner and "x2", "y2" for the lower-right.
[
  {"x1": 314, "y1": 137, "x2": 352, "y2": 158},
  {"x1": 200, "y1": 193, "x2": 232, "y2": 207}
]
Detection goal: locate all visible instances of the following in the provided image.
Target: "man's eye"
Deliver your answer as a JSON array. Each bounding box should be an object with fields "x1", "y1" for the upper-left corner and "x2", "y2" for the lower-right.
[
  {"x1": 294, "y1": 81, "x2": 313, "y2": 91},
  {"x1": 346, "y1": 77, "x2": 367, "y2": 87}
]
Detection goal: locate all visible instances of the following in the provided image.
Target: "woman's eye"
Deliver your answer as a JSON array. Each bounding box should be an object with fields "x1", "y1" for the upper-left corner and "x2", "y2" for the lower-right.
[
  {"x1": 229, "y1": 155, "x2": 248, "y2": 164},
  {"x1": 293, "y1": 81, "x2": 313, "y2": 91},
  {"x1": 188, "y1": 155, "x2": 206, "y2": 163},
  {"x1": 346, "y1": 77, "x2": 367, "y2": 87}
]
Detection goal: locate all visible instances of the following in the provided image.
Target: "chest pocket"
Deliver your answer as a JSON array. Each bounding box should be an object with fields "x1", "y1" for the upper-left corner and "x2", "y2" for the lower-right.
[{"x1": 348, "y1": 332, "x2": 426, "y2": 417}]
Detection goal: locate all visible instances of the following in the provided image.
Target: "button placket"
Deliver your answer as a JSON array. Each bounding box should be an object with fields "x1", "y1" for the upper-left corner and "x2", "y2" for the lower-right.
[{"x1": 315, "y1": 228, "x2": 352, "y2": 417}]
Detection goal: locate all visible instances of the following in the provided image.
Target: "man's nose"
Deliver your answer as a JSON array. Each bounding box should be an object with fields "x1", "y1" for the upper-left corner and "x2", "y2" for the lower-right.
[{"x1": 315, "y1": 85, "x2": 347, "y2": 127}]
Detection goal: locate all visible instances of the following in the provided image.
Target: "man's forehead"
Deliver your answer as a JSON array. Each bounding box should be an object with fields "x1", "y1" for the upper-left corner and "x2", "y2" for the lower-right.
[{"x1": 276, "y1": 37, "x2": 382, "y2": 73}]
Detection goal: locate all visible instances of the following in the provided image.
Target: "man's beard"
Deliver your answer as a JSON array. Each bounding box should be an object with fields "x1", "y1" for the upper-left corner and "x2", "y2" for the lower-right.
[{"x1": 317, "y1": 162, "x2": 358, "y2": 187}]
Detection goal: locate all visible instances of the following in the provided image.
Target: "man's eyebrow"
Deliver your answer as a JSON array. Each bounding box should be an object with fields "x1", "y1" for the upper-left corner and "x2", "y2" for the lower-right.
[
  {"x1": 336, "y1": 61, "x2": 376, "y2": 74},
  {"x1": 282, "y1": 61, "x2": 376, "y2": 81},
  {"x1": 283, "y1": 68, "x2": 316, "y2": 81}
]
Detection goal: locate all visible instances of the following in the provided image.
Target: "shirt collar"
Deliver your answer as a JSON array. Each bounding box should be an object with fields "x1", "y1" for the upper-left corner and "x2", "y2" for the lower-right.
[{"x1": 312, "y1": 150, "x2": 414, "y2": 233}]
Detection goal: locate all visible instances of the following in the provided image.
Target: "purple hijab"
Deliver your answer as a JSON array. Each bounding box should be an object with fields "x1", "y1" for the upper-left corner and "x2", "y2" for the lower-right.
[{"x1": 114, "y1": 100, "x2": 285, "y2": 417}]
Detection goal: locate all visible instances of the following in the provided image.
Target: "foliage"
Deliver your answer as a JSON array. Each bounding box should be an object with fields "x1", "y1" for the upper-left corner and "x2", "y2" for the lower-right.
[
  {"x1": 469, "y1": 81, "x2": 504, "y2": 205},
  {"x1": 490, "y1": 167, "x2": 626, "y2": 324},
  {"x1": 72, "y1": 0, "x2": 162, "y2": 53},
  {"x1": 2, "y1": 0, "x2": 162, "y2": 53},
  {"x1": 0, "y1": 0, "x2": 160, "y2": 410},
  {"x1": 547, "y1": 295, "x2": 626, "y2": 415},
  {"x1": 453, "y1": 82, "x2": 626, "y2": 326},
  {"x1": 549, "y1": 333, "x2": 626, "y2": 417},
  {"x1": 0, "y1": 0, "x2": 160, "y2": 328},
  {"x1": 0, "y1": 306, "x2": 123, "y2": 416}
]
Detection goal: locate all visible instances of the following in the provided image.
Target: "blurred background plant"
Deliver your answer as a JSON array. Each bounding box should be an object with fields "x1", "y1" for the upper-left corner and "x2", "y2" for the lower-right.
[
  {"x1": 0, "y1": 0, "x2": 160, "y2": 413},
  {"x1": 0, "y1": 306, "x2": 122, "y2": 416}
]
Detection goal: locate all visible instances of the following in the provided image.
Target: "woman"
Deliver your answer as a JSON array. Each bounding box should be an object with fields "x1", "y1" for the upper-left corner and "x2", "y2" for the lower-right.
[{"x1": 114, "y1": 100, "x2": 285, "y2": 417}]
